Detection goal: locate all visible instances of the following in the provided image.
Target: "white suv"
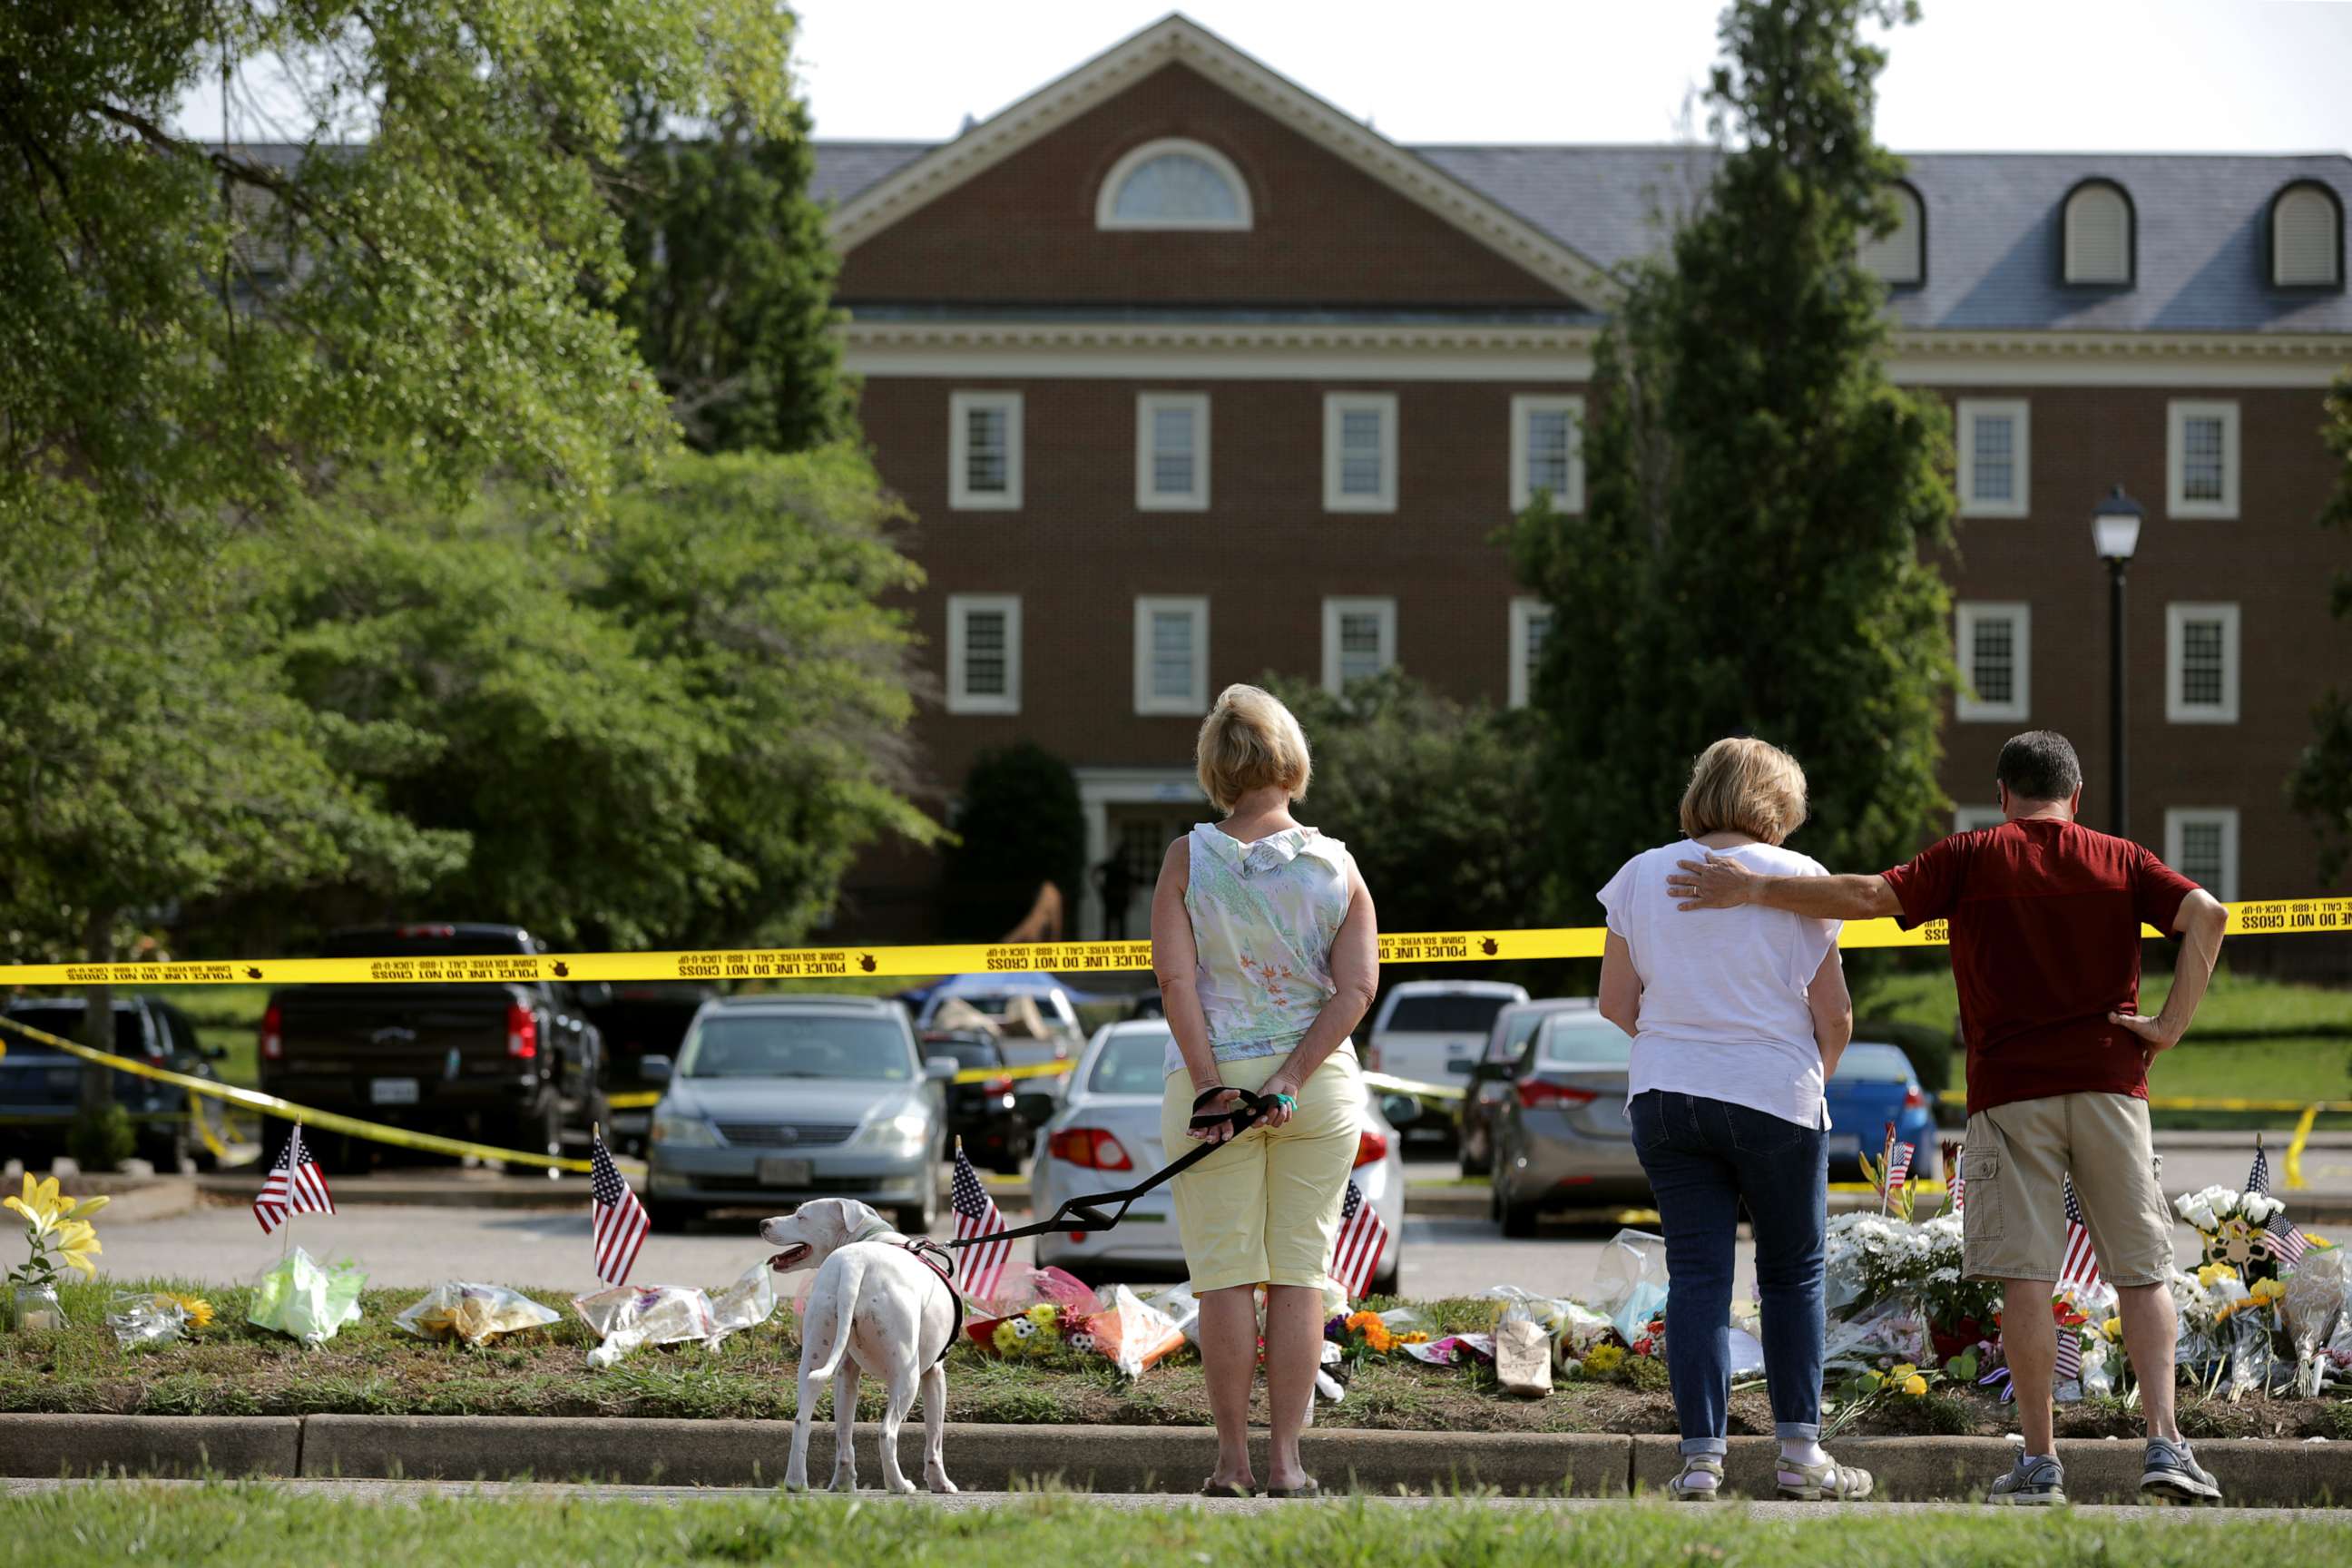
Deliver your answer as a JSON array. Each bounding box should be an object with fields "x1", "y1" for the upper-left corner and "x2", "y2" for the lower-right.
[{"x1": 1364, "y1": 979, "x2": 1531, "y2": 1100}]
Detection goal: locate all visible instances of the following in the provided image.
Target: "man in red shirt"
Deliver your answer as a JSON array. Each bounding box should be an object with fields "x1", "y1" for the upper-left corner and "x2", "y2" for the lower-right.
[{"x1": 1668, "y1": 731, "x2": 2230, "y2": 1506}]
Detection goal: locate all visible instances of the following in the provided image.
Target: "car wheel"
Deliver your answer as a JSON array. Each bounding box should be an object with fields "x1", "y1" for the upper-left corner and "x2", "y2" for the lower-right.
[
  {"x1": 1369, "y1": 1260, "x2": 1400, "y2": 1297},
  {"x1": 1496, "y1": 1173, "x2": 1540, "y2": 1239},
  {"x1": 510, "y1": 1089, "x2": 564, "y2": 1179},
  {"x1": 137, "y1": 1112, "x2": 192, "y2": 1176},
  {"x1": 896, "y1": 1161, "x2": 941, "y2": 1234},
  {"x1": 1459, "y1": 1130, "x2": 1491, "y2": 1178}
]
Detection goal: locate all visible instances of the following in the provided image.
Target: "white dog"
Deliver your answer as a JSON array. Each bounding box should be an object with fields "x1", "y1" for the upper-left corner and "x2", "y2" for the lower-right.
[{"x1": 760, "y1": 1198, "x2": 960, "y2": 1494}]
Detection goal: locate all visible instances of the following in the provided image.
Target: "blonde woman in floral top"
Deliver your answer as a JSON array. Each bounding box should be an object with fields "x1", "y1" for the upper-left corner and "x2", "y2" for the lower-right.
[{"x1": 1153, "y1": 683, "x2": 1378, "y2": 1499}]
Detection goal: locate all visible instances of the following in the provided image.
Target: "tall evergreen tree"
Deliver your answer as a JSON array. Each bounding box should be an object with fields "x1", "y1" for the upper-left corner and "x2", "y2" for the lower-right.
[
  {"x1": 1513, "y1": 0, "x2": 1955, "y2": 920},
  {"x1": 616, "y1": 92, "x2": 859, "y2": 455},
  {"x1": 2288, "y1": 372, "x2": 2352, "y2": 884}
]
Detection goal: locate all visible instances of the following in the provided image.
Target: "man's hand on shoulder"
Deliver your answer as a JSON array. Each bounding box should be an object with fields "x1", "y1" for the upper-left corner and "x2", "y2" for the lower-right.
[{"x1": 1668, "y1": 852, "x2": 1757, "y2": 911}]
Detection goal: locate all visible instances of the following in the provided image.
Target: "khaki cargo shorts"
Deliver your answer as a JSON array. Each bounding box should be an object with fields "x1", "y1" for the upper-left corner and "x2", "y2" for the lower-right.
[{"x1": 1961, "y1": 1092, "x2": 2174, "y2": 1286}]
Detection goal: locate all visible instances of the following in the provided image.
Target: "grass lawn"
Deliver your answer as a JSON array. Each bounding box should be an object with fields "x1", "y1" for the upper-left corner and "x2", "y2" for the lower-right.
[
  {"x1": 8, "y1": 1278, "x2": 2348, "y2": 1446},
  {"x1": 4, "y1": 1485, "x2": 2349, "y2": 1566},
  {"x1": 1857, "y1": 959, "x2": 2352, "y2": 1038}
]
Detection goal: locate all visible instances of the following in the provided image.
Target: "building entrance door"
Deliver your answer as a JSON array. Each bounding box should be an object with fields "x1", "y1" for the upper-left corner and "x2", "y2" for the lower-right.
[{"x1": 1096, "y1": 808, "x2": 1192, "y2": 941}]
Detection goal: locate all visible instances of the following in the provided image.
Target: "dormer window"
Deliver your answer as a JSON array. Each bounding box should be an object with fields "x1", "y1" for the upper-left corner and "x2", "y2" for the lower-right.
[
  {"x1": 2270, "y1": 181, "x2": 2344, "y2": 289},
  {"x1": 1097, "y1": 139, "x2": 1252, "y2": 230},
  {"x1": 2063, "y1": 179, "x2": 2134, "y2": 285},
  {"x1": 1859, "y1": 181, "x2": 1926, "y2": 287}
]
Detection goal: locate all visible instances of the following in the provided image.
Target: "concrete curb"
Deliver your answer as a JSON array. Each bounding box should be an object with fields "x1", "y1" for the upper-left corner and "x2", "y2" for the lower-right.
[
  {"x1": 6, "y1": 1415, "x2": 2347, "y2": 1502},
  {"x1": 0, "y1": 1415, "x2": 299, "y2": 1478}
]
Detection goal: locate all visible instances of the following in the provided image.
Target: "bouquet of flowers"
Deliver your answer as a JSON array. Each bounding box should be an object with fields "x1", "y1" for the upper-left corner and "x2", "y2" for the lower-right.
[
  {"x1": 2175, "y1": 1185, "x2": 2295, "y2": 1282},
  {"x1": 1824, "y1": 1210, "x2": 2000, "y2": 1355},
  {"x1": 1325, "y1": 1308, "x2": 1430, "y2": 1362}
]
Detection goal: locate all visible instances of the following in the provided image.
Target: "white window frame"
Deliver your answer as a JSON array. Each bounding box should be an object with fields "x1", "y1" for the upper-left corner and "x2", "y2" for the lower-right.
[
  {"x1": 2166, "y1": 399, "x2": 2239, "y2": 520},
  {"x1": 1954, "y1": 602, "x2": 2032, "y2": 723},
  {"x1": 1132, "y1": 596, "x2": 1210, "y2": 716},
  {"x1": 2165, "y1": 602, "x2": 2241, "y2": 724},
  {"x1": 1134, "y1": 393, "x2": 1210, "y2": 512},
  {"x1": 1095, "y1": 138, "x2": 1254, "y2": 231},
  {"x1": 1508, "y1": 395, "x2": 1585, "y2": 514},
  {"x1": 1508, "y1": 597, "x2": 1552, "y2": 710},
  {"x1": 1321, "y1": 596, "x2": 1397, "y2": 696},
  {"x1": 945, "y1": 593, "x2": 1022, "y2": 716},
  {"x1": 2164, "y1": 808, "x2": 2240, "y2": 903},
  {"x1": 1323, "y1": 393, "x2": 1399, "y2": 514},
  {"x1": 1955, "y1": 805, "x2": 2007, "y2": 834},
  {"x1": 948, "y1": 391, "x2": 1023, "y2": 512},
  {"x1": 1955, "y1": 398, "x2": 2031, "y2": 519}
]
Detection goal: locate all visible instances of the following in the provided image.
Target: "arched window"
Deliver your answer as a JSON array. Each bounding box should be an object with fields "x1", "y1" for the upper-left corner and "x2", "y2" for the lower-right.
[
  {"x1": 1858, "y1": 181, "x2": 1926, "y2": 287},
  {"x1": 2270, "y1": 181, "x2": 2344, "y2": 289},
  {"x1": 2063, "y1": 179, "x2": 2134, "y2": 286},
  {"x1": 1096, "y1": 139, "x2": 1252, "y2": 231}
]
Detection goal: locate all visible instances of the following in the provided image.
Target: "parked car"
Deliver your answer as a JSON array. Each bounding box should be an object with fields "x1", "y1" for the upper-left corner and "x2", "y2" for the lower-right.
[
  {"x1": 257, "y1": 923, "x2": 604, "y2": 1171},
  {"x1": 1032, "y1": 1020, "x2": 1413, "y2": 1292},
  {"x1": 1363, "y1": 978, "x2": 1529, "y2": 1150},
  {"x1": 0, "y1": 995, "x2": 226, "y2": 1171},
  {"x1": 1826, "y1": 1042, "x2": 1944, "y2": 1184},
  {"x1": 1459, "y1": 997, "x2": 1599, "y2": 1177},
  {"x1": 925, "y1": 1028, "x2": 1034, "y2": 1175},
  {"x1": 643, "y1": 995, "x2": 956, "y2": 1231},
  {"x1": 913, "y1": 975, "x2": 1085, "y2": 1075},
  {"x1": 583, "y1": 982, "x2": 718, "y2": 1155},
  {"x1": 1490, "y1": 1010, "x2": 1648, "y2": 1236}
]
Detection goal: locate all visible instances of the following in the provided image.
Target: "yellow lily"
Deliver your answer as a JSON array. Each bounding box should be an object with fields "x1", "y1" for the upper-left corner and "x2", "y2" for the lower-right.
[
  {"x1": 4, "y1": 1173, "x2": 65, "y2": 1237},
  {"x1": 50, "y1": 1219, "x2": 101, "y2": 1276},
  {"x1": 1901, "y1": 1374, "x2": 1930, "y2": 1396},
  {"x1": 61, "y1": 1193, "x2": 108, "y2": 1220}
]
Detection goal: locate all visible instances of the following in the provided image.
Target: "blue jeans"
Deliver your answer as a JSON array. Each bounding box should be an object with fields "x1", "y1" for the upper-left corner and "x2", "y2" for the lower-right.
[{"x1": 1628, "y1": 1089, "x2": 1827, "y2": 1457}]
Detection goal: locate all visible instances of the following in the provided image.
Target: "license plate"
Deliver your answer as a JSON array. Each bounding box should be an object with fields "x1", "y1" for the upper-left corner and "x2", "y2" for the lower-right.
[
  {"x1": 368, "y1": 1077, "x2": 420, "y2": 1106},
  {"x1": 757, "y1": 1157, "x2": 813, "y2": 1187},
  {"x1": 1828, "y1": 1134, "x2": 1860, "y2": 1157}
]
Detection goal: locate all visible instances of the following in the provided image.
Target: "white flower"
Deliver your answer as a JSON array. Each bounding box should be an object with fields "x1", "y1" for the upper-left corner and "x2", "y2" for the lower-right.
[
  {"x1": 2186, "y1": 1202, "x2": 2218, "y2": 1230},
  {"x1": 2244, "y1": 1194, "x2": 2283, "y2": 1225}
]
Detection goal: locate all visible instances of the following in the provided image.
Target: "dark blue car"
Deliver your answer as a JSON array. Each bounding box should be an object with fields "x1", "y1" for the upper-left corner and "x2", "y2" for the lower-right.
[
  {"x1": 1823, "y1": 1042, "x2": 1945, "y2": 1183},
  {"x1": 1, "y1": 996, "x2": 225, "y2": 1171}
]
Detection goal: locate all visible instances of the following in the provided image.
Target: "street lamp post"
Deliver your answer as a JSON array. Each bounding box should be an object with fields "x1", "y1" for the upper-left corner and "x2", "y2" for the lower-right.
[{"x1": 2092, "y1": 485, "x2": 2145, "y2": 838}]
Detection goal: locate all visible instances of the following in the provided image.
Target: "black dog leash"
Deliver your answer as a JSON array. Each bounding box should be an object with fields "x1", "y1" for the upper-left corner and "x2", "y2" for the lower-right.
[{"x1": 946, "y1": 1086, "x2": 1271, "y2": 1250}]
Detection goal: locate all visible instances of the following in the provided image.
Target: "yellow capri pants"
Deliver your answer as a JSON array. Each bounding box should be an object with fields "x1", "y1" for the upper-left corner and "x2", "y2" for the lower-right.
[{"x1": 1161, "y1": 1045, "x2": 1363, "y2": 1294}]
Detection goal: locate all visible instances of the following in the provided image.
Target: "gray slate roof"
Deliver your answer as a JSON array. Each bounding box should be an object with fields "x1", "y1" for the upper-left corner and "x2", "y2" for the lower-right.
[{"x1": 818, "y1": 140, "x2": 2352, "y2": 334}]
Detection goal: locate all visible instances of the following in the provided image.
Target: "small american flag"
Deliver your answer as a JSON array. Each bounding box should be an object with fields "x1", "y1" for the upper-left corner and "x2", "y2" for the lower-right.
[
  {"x1": 2249, "y1": 1142, "x2": 2272, "y2": 1198},
  {"x1": 1945, "y1": 1140, "x2": 1965, "y2": 1213},
  {"x1": 252, "y1": 1123, "x2": 335, "y2": 1234},
  {"x1": 950, "y1": 1146, "x2": 1010, "y2": 1302},
  {"x1": 2059, "y1": 1175, "x2": 2102, "y2": 1289},
  {"x1": 1886, "y1": 1142, "x2": 1915, "y2": 1191},
  {"x1": 1330, "y1": 1179, "x2": 1388, "y2": 1300},
  {"x1": 2053, "y1": 1308, "x2": 2082, "y2": 1387},
  {"x1": 590, "y1": 1135, "x2": 649, "y2": 1286},
  {"x1": 2269, "y1": 1218, "x2": 2311, "y2": 1267}
]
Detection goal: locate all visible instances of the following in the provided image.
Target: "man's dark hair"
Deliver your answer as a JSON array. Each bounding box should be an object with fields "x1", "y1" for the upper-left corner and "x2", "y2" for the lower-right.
[{"x1": 1996, "y1": 730, "x2": 2083, "y2": 803}]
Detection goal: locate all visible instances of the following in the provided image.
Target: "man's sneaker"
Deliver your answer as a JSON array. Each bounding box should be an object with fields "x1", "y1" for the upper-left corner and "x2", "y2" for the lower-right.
[
  {"x1": 2141, "y1": 1436, "x2": 2223, "y2": 1504},
  {"x1": 1776, "y1": 1456, "x2": 1873, "y2": 1501},
  {"x1": 1986, "y1": 1453, "x2": 2067, "y2": 1506}
]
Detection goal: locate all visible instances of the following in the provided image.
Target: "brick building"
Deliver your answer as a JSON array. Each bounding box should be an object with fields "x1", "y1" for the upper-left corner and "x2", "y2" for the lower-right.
[{"x1": 811, "y1": 15, "x2": 2352, "y2": 942}]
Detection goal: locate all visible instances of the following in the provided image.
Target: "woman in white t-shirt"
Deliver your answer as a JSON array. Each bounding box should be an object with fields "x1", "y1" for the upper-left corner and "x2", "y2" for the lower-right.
[{"x1": 1595, "y1": 738, "x2": 1868, "y2": 1503}]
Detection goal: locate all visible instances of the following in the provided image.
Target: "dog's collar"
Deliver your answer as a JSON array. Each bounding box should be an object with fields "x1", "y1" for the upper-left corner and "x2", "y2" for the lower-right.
[{"x1": 846, "y1": 1217, "x2": 897, "y2": 1247}]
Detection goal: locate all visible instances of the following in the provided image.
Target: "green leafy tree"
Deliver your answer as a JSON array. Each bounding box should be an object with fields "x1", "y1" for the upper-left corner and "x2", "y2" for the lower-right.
[
  {"x1": 233, "y1": 447, "x2": 937, "y2": 951},
  {"x1": 0, "y1": 2, "x2": 799, "y2": 1048},
  {"x1": 1512, "y1": 0, "x2": 1955, "y2": 922},
  {"x1": 940, "y1": 745, "x2": 1087, "y2": 942},
  {"x1": 1268, "y1": 672, "x2": 1545, "y2": 938},
  {"x1": 2289, "y1": 372, "x2": 2352, "y2": 884},
  {"x1": 617, "y1": 98, "x2": 859, "y2": 455}
]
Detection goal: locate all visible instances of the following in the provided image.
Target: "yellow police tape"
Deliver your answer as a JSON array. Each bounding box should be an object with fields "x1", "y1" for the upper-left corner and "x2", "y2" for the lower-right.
[
  {"x1": 0, "y1": 1014, "x2": 632, "y2": 1175},
  {"x1": 3, "y1": 896, "x2": 2345, "y2": 990}
]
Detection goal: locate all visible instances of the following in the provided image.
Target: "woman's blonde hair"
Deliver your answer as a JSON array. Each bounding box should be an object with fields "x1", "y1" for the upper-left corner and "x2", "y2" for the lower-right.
[
  {"x1": 1679, "y1": 737, "x2": 1808, "y2": 845},
  {"x1": 1195, "y1": 684, "x2": 1313, "y2": 812}
]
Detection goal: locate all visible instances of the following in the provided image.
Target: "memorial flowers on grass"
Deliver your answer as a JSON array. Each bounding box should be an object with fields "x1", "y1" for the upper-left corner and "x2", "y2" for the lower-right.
[{"x1": 5, "y1": 1174, "x2": 110, "y2": 1332}]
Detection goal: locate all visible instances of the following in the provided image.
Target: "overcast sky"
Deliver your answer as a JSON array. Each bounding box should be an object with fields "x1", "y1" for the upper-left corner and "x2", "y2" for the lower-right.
[{"x1": 791, "y1": 0, "x2": 2352, "y2": 152}]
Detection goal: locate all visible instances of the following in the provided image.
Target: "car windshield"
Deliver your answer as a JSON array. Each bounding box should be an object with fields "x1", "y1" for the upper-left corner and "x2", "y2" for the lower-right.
[
  {"x1": 1537, "y1": 1020, "x2": 1634, "y2": 1069},
  {"x1": 3, "y1": 1005, "x2": 142, "y2": 1054},
  {"x1": 1088, "y1": 1031, "x2": 1171, "y2": 1096},
  {"x1": 928, "y1": 1038, "x2": 1000, "y2": 1069},
  {"x1": 1384, "y1": 995, "x2": 1514, "y2": 1034},
  {"x1": 1486, "y1": 1007, "x2": 1554, "y2": 1063},
  {"x1": 678, "y1": 1014, "x2": 912, "y2": 1080},
  {"x1": 1831, "y1": 1044, "x2": 1916, "y2": 1083}
]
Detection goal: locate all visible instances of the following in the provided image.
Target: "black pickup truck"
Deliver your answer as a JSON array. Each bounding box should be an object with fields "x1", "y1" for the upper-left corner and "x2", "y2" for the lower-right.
[{"x1": 258, "y1": 924, "x2": 605, "y2": 1171}]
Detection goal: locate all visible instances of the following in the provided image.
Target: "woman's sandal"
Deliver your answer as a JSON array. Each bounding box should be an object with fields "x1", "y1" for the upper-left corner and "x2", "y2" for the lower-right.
[
  {"x1": 1261, "y1": 1479, "x2": 1321, "y2": 1499},
  {"x1": 1200, "y1": 1479, "x2": 1255, "y2": 1498},
  {"x1": 1668, "y1": 1455, "x2": 1726, "y2": 1501}
]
